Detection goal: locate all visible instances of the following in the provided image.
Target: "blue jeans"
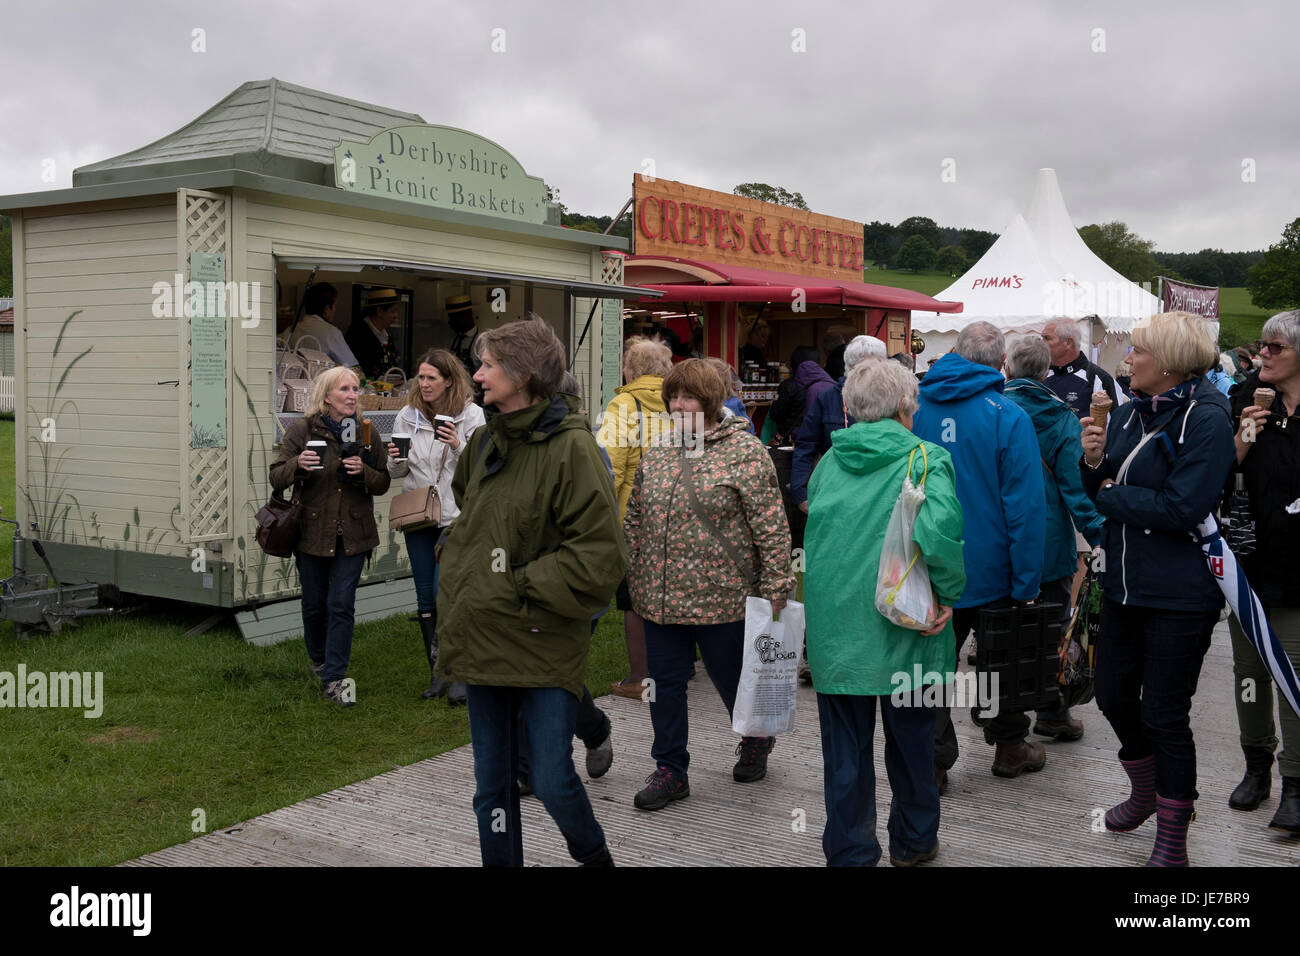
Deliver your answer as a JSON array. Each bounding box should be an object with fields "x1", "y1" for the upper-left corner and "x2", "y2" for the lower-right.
[
  {"x1": 818, "y1": 692, "x2": 940, "y2": 866},
  {"x1": 404, "y1": 525, "x2": 441, "y2": 612},
  {"x1": 644, "y1": 618, "x2": 745, "y2": 776},
  {"x1": 296, "y1": 539, "x2": 367, "y2": 684},
  {"x1": 466, "y1": 684, "x2": 607, "y2": 866},
  {"x1": 1095, "y1": 598, "x2": 1218, "y2": 800}
]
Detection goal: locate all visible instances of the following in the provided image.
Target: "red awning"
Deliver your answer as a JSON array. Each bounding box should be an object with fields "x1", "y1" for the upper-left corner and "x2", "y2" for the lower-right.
[{"x1": 624, "y1": 255, "x2": 963, "y2": 313}]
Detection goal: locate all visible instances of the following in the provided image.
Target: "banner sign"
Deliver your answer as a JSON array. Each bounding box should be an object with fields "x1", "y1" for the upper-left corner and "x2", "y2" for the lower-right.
[
  {"x1": 189, "y1": 251, "x2": 227, "y2": 449},
  {"x1": 632, "y1": 178, "x2": 864, "y2": 281},
  {"x1": 335, "y1": 125, "x2": 548, "y2": 225},
  {"x1": 1160, "y1": 276, "x2": 1219, "y2": 320}
]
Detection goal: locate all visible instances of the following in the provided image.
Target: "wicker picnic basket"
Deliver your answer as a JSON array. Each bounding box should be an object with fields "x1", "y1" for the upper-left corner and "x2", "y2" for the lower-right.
[{"x1": 294, "y1": 335, "x2": 334, "y2": 379}]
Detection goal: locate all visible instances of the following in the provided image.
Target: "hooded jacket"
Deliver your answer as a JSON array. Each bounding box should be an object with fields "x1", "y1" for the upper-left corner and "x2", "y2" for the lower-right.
[
  {"x1": 1228, "y1": 370, "x2": 1300, "y2": 606},
  {"x1": 597, "y1": 374, "x2": 668, "y2": 519},
  {"x1": 625, "y1": 414, "x2": 795, "y2": 625},
  {"x1": 804, "y1": 419, "x2": 965, "y2": 695},
  {"x1": 1004, "y1": 378, "x2": 1104, "y2": 582},
  {"x1": 1082, "y1": 378, "x2": 1234, "y2": 611},
  {"x1": 913, "y1": 352, "x2": 1045, "y2": 606},
  {"x1": 435, "y1": 394, "x2": 627, "y2": 698},
  {"x1": 793, "y1": 360, "x2": 836, "y2": 442},
  {"x1": 791, "y1": 376, "x2": 854, "y2": 505}
]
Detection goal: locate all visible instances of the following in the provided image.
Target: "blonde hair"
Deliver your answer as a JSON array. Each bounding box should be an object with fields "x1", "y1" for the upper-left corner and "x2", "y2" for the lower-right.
[
  {"x1": 704, "y1": 357, "x2": 740, "y2": 398},
  {"x1": 307, "y1": 366, "x2": 360, "y2": 418},
  {"x1": 623, "y1": 336, "x2": 673, "y2": 380},
  {"x1": 1132, "y1": 311, "x2": 1218, "y2": 379}
]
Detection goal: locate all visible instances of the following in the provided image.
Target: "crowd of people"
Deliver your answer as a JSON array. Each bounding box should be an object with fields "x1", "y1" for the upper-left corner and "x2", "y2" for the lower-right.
[{"x1": 267, "y1": 306, "x2": 1300, "y2": 868}]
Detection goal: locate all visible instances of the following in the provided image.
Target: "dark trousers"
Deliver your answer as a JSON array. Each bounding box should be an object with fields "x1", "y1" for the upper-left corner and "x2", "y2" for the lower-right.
[
  {"x1": 818, "y1": 692, "x2": 940, "y2": 866},
  {"x1": 466, "y1": 684, "x2": 607, "y2": 867},
  {"x1": 645, "y1": 618, "x2": 746, "y2": 776},
  {"x1": 1094, "y1": 598, "x2": 1218, "y2": 800},
  {"x1": 934, "y1": 598, "x2": 1032, "y2": 770},
  {"x1": 296, "y1": 537, "x2": 366, "y2": 684},
  {"x1": 403, "y1": 525, "x2": 441, "y2": 613},
  {"x1": 518, "y1": 686, "x2": 611, "y2": 782}
]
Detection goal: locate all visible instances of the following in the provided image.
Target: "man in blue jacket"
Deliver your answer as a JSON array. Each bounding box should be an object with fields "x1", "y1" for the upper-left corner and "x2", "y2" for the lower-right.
[
  {"x1": 1004, "y1": 334, "x2": 1105, "y2": 743},
  {"x1": 914, "y1": 322, "x2": 1047, "y2": 783},
  {"x1": 792, "y1": 335, "x2": 888, "y2": 513}
]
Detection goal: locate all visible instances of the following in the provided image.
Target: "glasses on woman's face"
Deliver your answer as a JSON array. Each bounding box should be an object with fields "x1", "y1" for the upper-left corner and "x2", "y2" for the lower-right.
[{"x1": 1260, "y1": 341, "x2": 1293, "y2": 357}]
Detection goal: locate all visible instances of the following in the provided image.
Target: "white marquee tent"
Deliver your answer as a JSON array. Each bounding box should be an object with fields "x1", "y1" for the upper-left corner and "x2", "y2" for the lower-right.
[{"x1": 910, "y1": 168, "x2": 1168, "y2": 375}]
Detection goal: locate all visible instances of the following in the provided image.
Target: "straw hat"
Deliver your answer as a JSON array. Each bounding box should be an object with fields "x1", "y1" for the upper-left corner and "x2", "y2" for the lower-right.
[
  {"x1": 364, "y1": 288, "x2": 401, "y2": 307},
  {"x1": 445, "y1": 294, "x2": 473, "y2": 316}
]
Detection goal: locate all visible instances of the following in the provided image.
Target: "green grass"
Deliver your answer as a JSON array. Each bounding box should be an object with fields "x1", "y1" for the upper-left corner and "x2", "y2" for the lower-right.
[
  {"x1": 863, "y1": 271, "x2": 1274, "y2": 351},
  {"x1": 0, "y1": 602, "x2": 633, "y2": 866},
  {"x1": 1217, "y1": 287, "x2": 1273, "y2": 350},
  {"x1": 861, "y1": 268, "x2": 955, "y2": 297}
]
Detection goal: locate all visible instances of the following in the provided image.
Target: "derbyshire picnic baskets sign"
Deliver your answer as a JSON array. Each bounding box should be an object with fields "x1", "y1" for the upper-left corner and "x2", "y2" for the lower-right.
[
  {"x1": 334, "y1": 125, "x2": 549, "y2": 225},
  {"x1": 632, "y1": 178, "x2": 866, "y2": 282}
]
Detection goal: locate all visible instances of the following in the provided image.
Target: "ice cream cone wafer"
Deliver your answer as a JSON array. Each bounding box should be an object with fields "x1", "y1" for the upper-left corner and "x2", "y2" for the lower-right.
[
  {"x1": 1089, "y1": 391, "x2": 1112, "y2": 431},
  {"x1": 1253, "y1": 387, "x2": 1276, "y2": 411}
]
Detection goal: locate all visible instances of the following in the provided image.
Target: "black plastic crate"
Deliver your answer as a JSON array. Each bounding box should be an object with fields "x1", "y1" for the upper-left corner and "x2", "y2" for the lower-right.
[{"x1": 975, "y1": 603, "x2": 1064, "y2": 714}]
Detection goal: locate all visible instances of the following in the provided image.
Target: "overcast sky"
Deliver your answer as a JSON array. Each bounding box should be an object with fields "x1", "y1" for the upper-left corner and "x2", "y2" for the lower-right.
[{"x1": 2, "y1": 0, "x2": 1295, "y2": 253}]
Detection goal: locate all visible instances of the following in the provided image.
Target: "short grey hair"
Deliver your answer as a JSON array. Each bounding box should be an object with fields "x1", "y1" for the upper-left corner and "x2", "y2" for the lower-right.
[
  {"x1": 559, "y1": 371, "x2": 582, "y2": 396},
  {"x1": 844, "y1": 334, "x2": 887, "y2": 371},
  {"x1": 1006, "y1": 334, "x2": 1051, "y2": 381},
  {"x1": 955, "y1": 321, "x2": 1006, "y2": 369},
  {"x1": 1262, "y1": 310, "x2": 1300, "y2": 353},
  {"x1": 843, "y1": 357, "x2": 919, "y2": 423},
  {"x1": 1043, "y1": 317, "x2": 1082, "y2": 347}
]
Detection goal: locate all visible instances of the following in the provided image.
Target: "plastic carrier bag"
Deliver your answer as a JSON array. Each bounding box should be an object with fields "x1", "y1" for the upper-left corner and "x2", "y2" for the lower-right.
[
  {"x1": 733, "y1": 597, "x2": 805, "y2": 737},
  {"x1": 875, "y1": 445, "x2": 939, "y2": 631}
]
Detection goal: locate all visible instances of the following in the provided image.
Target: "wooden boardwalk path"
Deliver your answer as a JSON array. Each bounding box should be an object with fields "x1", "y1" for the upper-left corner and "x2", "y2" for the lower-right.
[{"x1": 125, "y1": 621, "x2": 1300, "y2": 866}]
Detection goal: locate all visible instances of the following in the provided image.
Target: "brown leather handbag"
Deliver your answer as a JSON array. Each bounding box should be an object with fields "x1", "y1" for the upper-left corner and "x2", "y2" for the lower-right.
[
  {"x1": 388, "y1": 435, "x2": 450, "y2": 534},
  {"x1": 255, "y1": 483, "x2": 303, "y2": 557}
]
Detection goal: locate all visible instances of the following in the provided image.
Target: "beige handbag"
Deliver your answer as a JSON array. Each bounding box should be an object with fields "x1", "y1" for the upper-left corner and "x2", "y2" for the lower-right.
[{"x1": 388, "y1": 429, "x2": 451, "y2": 533}]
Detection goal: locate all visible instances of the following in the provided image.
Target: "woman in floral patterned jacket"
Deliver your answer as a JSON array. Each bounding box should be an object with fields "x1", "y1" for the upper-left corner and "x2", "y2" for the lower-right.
[{"x1": 624, "y1": 358, "x2": 795, "y2": 812}]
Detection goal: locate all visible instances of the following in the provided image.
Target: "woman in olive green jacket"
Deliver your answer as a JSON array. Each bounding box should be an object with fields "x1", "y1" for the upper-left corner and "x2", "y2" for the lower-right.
[
  {"x1": 804, "y1": 359, "x2": 965, "y2": 867},
  {"x1": 437, "y1": 317, "x2": 626, "y2": 867},
  {"x1": 269, "y1": 366, "x2": 390, "y2": 706}
]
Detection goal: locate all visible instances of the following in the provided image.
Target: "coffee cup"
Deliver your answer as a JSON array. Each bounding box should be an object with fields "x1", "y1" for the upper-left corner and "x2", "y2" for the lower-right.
[
  {"x1": 391, "y1": 432, "x2": 412, "y2": 461},
  {"x1": 434, "y1": 415, "x2": 455, "y2": 442},
  {"x1": 305, "y1": 440, "x2": 327, "y2": 470}
]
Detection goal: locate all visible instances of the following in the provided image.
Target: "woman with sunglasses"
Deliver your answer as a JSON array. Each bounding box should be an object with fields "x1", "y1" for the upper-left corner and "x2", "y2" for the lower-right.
[{"x1": 1225, "y1": 310, "x2": 1300, "y2": 833}]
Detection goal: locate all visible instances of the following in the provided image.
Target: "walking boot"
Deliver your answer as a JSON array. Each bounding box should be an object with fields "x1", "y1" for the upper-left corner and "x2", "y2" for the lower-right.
[
  {"x1": 1146, "y1": 795, "x2": 1195, "y2": 867},
  {"x1": 1268, "y1": 777, "x2": 1300, "y2": 833},
  {"x1": 1105, "y1": 755, "x2": 1157, "y2": 832},
  {"x1": 991, "y1": 739, "x2": 1046, "y2": 778},
  {"x1": 418, "y1": 612, "x2": 447, "y2": 700},
  {"x1": 1227, "y1": 745, "x2": 1273, "y2": 811},
  {"x1": 447, "y1": 681, "x2": 468, "y2": 706}
]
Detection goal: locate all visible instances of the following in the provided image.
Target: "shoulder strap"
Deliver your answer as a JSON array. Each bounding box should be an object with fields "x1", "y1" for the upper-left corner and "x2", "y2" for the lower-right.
[
  {"x1": 632, "y1": 395, "x2": 648, "y2": 453},
  {"x1": 680, "y1": 448, "x2": 760, "y2": 593}
]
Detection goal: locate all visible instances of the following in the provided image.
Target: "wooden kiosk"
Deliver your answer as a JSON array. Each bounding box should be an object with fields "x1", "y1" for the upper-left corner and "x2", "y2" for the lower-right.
[
  {"x1": 0, "y1": 79, "x2": 650, "y2": 642},
  {"x1": 622, "y1": 178, "x2": 962, "y2": 422}
]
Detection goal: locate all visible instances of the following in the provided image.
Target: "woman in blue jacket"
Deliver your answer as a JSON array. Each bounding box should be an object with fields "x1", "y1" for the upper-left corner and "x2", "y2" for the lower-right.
[{"x1": 1080, "y1": 311, "x2": 1235, "y2": 867}]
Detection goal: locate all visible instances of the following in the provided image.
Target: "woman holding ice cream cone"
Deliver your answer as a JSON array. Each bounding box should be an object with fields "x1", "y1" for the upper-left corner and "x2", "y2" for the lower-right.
[
  {"x1": 1225, "y1": 309, "x2": 1300, "y2": 832},
  {"x1": 1080, "y1": 311, "x2": 1235, "y2": 866}
]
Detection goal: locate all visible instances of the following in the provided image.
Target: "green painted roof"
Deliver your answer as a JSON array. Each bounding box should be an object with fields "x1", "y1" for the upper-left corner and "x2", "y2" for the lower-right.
[{"x1": 74, "y1": 78, "x2": 426, "y2": 187}]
